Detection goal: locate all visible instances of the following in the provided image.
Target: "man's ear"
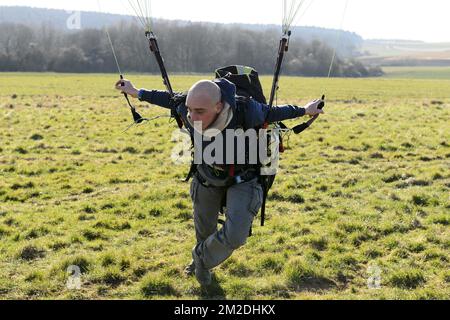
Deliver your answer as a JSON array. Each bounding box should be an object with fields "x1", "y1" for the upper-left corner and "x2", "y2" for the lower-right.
[{"x1": 215, "y1": 101, "x2": 224, "y2": 114}]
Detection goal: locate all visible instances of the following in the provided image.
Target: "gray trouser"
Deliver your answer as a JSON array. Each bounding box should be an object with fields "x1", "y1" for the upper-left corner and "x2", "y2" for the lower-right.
[{"x1": 190, "y1": 175, "x2": 263, "y2": 270}]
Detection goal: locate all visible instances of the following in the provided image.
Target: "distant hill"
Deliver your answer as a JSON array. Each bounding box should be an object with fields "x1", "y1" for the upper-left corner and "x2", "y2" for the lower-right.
[
  {"x1": 2, "y1": 6, "x2": 448, "y2": 69},
  {"x1": 0, "y1": 6, "x2": 135, "y2": 30},
  {"x1": 0, "y1": 6, "x2": 362, "y2": 58}
]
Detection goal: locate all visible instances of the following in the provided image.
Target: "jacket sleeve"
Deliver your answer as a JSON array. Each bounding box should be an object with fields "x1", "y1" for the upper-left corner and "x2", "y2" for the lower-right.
[
  {"x1": 244, "y1": 99, "x2": 306, "y2": 128},
  {"x1": 138, "y1": 89, "x2": 174, "y2": 110}
]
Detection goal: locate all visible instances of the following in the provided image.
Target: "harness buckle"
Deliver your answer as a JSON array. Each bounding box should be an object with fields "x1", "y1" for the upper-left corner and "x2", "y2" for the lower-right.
[{"x1": 233, "y1": 176, "x2": 243, "y2": 184}]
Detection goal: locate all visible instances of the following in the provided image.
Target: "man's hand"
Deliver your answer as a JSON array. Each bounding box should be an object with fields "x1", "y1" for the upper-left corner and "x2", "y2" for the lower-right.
[
  {"x1": 304, "y1": 99, "x2": 325, "y2": 116},
  {"x1": 115, "y1": 79, "x2": 139, "y2": 98}
]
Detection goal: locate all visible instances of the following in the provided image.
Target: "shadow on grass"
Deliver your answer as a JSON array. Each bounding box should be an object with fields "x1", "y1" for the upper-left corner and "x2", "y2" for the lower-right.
[{"x1": 199, "y1": 274, "x2": 226, "y2": 300}]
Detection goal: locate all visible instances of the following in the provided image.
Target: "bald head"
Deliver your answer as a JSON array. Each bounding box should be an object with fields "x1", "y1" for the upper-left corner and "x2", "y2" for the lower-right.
[
  {"x1": 186, "y1": 80, "x2": 224, "y2": 130},
  {"x1": 186, "y1": 80, "x2": 221, "y2": 108}
]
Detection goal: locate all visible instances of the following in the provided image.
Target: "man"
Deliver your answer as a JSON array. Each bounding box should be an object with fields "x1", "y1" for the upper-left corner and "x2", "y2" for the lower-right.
[{"x1": 115, "y1": 77, "x2": 324, "y2": 286}]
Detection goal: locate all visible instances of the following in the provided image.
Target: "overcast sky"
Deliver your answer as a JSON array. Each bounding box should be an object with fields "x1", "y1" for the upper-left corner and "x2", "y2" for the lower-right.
[{"x1": 0, "y1": 0, "x2": 448, "y2": 42}]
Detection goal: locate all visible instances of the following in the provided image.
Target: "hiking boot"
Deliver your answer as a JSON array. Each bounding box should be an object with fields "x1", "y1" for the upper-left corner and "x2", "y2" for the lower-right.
[
  {"x1": 184, "y1": 259, "x2": 195, "y2": 276},
  {"x1": 192, "y1": 246, "x2": 211, "y2": 286}
]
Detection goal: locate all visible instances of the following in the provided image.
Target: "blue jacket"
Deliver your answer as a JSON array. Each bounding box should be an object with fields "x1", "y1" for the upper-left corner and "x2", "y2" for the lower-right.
[
  {"x1": 139, "y1": 78, "x2": 306, "y2": 131},
  {"x1": 138, "y1": 79, "x2": 306, "y2": 166}
]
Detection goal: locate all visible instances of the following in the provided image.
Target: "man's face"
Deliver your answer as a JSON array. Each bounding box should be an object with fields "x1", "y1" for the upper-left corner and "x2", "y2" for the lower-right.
[{"x1": 186, "y1": 95, "x2": 223, "y2": 131}]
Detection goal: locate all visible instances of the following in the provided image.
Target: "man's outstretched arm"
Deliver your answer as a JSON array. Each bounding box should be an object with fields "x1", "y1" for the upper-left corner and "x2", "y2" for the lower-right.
[
  {"x1": 244, "y1": 99, "x2": 325, "y2": 128},
  {"x1": 138, "y1": 89, "x2": 173, "y2": 109},
  {"x1": 115, "y1": 79, "x2": 175, "y2": 109}
]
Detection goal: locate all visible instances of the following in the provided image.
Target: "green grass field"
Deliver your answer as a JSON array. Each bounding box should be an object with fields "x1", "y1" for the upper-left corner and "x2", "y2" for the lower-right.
[{"x1": 0, "y1": 73, "x2": 449, "y2": 300}]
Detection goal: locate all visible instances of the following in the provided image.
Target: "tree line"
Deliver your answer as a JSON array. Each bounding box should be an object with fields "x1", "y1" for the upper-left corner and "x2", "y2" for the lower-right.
[{"x1": 0, "y1": 21, "x2": 383, "y2": 77}]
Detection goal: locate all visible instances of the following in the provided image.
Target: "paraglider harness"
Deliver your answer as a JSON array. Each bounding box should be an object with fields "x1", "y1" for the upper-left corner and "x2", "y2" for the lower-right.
[
  {"x1": 180, "y1": 65, "x2": 278, "y2": 231},
  {"x1": 213, "y1": 65, "x2": 279, "y2": 230}
]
